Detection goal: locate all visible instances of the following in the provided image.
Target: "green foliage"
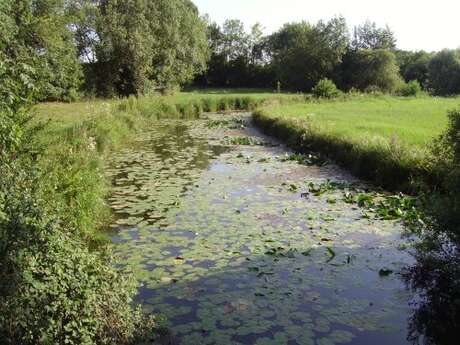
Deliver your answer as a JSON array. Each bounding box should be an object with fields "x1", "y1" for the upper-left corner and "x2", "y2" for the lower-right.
[
  {"x1": 0, "y1": 161, "x2": 154, "y2": 345},
  {"x1": 0, "y1": 0, "x2": 82, "y2": 102},
  {"x1": 268, "y1": 17, "x2": 349, "y2": 91},
  {"x1": 341, "y1": 49, "x2": 402, "y2": 93},
  {"x1": 0, "y1": 39, "x2": 154, "y2": 345},
  {"x1": 306, "y1": 180, "x2": 422, "y2": 225},
  {"x1": 426, "y1": 108, "x2": 460, "y2": 240},
  {"x1": 0, "y1": 44, "x2": 37, "y2": 159},
  {"x1": 195, "y1": 16, "x2": 459, "y2": 98},
  {"x1": 94, "y1": 0, "x2": 209, "y2": 96},
  {"x1": 196, "y1": 19, "x2": 272, "y2": 88},
  {"x1": 428, "y1": 49, "x2": 460, "y2": 96},
  {"x1": 351, "y1": 21, "x2": 396, "y2": 50},
  {"x1": 312, "y1": 79, "x2": 340, "y2": 99},
  {"x1": 396, "y1": 50, "x2": 432, "y2": 88},
  {"x1": 398, "y1": 80, "x2": 422, "y2": 97}
]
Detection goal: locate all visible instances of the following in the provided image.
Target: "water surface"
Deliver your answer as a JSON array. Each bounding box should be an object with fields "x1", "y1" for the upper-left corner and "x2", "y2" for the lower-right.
[{"x1": 107, "y1": 113, "x2": 413, "y2": 345}]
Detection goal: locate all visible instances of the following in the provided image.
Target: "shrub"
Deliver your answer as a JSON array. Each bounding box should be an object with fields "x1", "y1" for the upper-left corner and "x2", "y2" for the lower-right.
[
  {"x1": 312, "y1": 78, "x2": 340, "y2": 99},
  {"x1": 0, "y1": 53, "x2": 155, "y2": 344},
  {"x1": 0, "y1": 162, "x2": 155, "y2": 345},
  {"x1": 398, "y1": 80, "x2": 422, "y2": 97},
  {"x1": 396, "y1": 50, "x2": 432, "y2": 88},
  {"x1": 426, "y1": 108, "x2": 460, "y2": 240}
]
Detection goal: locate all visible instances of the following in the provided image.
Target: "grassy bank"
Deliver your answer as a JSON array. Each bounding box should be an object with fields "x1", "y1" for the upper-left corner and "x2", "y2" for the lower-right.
[{"x1": 253, "y1": 95, "x2": 460, "y2": 191}]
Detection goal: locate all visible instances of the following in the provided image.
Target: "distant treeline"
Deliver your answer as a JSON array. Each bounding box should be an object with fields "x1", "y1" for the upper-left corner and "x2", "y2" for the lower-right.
[
  {"x1": 195, "y1": 18, "x2": 460, "y2": 96},
  {"x1": 2, "y1": 0, "x2": 460, "y2": 101}
]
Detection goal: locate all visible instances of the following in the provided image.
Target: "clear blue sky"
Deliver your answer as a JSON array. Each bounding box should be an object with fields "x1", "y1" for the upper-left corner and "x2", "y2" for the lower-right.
[{"x1": 192, "y1": 0, "x2": 460, "y2": 52}]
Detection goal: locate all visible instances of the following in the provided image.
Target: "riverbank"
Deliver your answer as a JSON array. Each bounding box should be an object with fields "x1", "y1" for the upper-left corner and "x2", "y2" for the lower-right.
[{"x1": 253, "y1": 95, "x2": 460, "y2": 191}]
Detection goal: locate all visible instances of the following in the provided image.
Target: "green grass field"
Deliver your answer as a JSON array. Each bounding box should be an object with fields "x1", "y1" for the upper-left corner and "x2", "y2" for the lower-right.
[
  {"x1": 254, "y1": 95, "x2": 460, "y2": 190},
  {"x1": 257, "y1": 95, "x2": 460, "y2": 148}
]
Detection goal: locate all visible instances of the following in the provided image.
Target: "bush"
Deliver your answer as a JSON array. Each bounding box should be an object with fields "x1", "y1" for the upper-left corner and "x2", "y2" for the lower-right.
[
  {"x1": 426, "y1": 108, "x2": 460, "y2": 240},
  {"x1": 0, "y1": 162, "x2": 155, "y2": 345},
  {"x1": 398, "y1": 80, "x2": 422, "y2": 97},
  {"x1": 396, "y1": 50, "x2": 432, "y2": 88},
  {"x1": 312, "y1": 78, "x2": 340, "y2": 99}
]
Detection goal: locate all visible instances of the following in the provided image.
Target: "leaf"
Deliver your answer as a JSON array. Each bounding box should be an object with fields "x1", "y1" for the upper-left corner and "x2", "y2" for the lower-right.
[
  {"x1": 379, "y1": 268, "x2": 393, "y2": 277},
  {"x1": 326, "y1": 247, "x2": 336, "y2": 262}
]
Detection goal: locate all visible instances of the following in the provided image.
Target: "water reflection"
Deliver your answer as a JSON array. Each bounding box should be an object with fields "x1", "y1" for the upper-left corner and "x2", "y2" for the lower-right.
[{"x1": 403, "y1": 233, "x2": 460, "y2": 345}]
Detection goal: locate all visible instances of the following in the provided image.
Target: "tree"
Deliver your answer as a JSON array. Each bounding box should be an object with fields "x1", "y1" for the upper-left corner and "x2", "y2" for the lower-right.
[
  {"x1": 196, "y1": 19, "x2": 273, "y2": 88},
  {"x1": 396, "y1": 50, "x2": 432, "y2": 88},
  {"x1": 248, "y1": 23, "x2": 266, "y2": 65},
  {"x1": 220, "y1": 19, "x2": 249, "y2": 62},
  {"x1": 1, "y1": 0, "x2": 82, "y2": 101},
  {"x1": 66, "y1": 0, "x2": 101, "y2": 65},
  {"x1": 341, "y1": 49, "x2": 402, "y2": 92},
  {"x1": 428, "y1": 49, "x2": 460, "y2": 96},
  {"x1": 351, "y1": 21, "x2": 396, "y2": 50},
  {"x1": 94, "y1": 0, "x2": 209, "y2": 96},
  {"x1": 268, "y1": 17, "x2": 349, "y2": 91}
]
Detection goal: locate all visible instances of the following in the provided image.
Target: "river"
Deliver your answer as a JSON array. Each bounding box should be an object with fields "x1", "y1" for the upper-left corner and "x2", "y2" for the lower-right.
[{"x1": 106, "y1": 113, "x2": 414, "y2": 345}]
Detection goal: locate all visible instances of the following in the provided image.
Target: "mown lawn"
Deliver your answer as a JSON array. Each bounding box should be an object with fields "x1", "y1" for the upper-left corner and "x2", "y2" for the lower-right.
[{"x1": 257, "y1": 95, "x2": 460, "y2": 148}]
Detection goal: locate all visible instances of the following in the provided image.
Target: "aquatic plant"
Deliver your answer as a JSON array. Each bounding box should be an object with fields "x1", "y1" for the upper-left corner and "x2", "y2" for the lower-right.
[{"x1": 106, "y1": 115, "x2": 414, "y2": 344}]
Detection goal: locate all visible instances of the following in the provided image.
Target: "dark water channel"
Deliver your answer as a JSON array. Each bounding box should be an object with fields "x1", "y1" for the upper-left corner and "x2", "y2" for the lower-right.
[{"x1": 107, "y1": 113, "x2": 415, "y2": 345}]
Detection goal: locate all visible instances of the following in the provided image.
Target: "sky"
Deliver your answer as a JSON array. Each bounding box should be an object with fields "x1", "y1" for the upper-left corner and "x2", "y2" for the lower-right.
[{"x1": 192, "y1": 0, "x2": 460, "y2": 52}]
